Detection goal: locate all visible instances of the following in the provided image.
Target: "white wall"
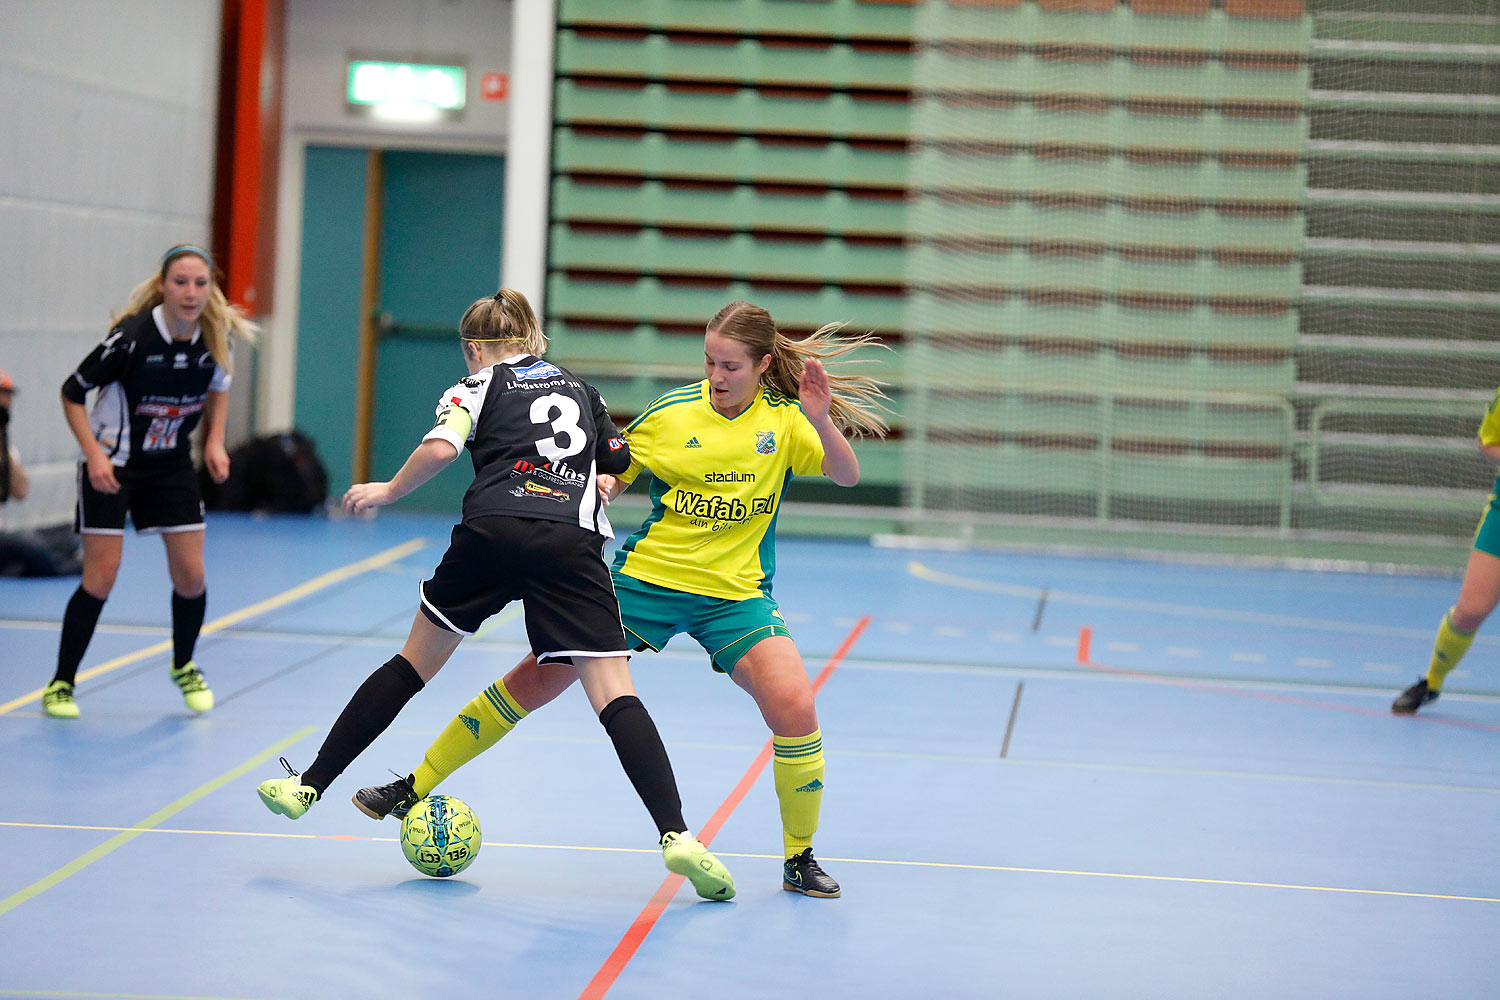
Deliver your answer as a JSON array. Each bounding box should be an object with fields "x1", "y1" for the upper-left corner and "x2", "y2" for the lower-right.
[
  {"x1": 260, "y1": 0, "x2": 519, "y2": 434},
  {"x1": 0, "y1": 1, "x2": 222, "y2": 529}
]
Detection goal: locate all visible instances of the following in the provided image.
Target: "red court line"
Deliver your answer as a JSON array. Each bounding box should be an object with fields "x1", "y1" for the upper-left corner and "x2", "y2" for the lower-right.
[
  {"x1": 577, "y1": 616, "x2": 872, "y2": 1000},
  {"x1": 1075, "y1": 626, "x2": 1500, "y2": 734}
]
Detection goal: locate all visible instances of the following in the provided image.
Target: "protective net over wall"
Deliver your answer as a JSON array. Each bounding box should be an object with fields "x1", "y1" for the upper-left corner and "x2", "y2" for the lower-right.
[{"x1": 900, "y1": 0, "x2": 1499, "y2": 561}]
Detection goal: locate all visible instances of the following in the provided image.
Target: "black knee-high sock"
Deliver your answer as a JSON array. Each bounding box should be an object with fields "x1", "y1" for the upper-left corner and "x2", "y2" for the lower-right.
[
  {"x1": 598, "y1": 695, "x2": 686, "y2": 838},
  {"x1": 171, "y1": 591, "x2": 207, "y2": 669},
  {"x1": 301, "y1": 655, "x2": 424, "y2": 795},
  {"x1": 54, "y1": 586, "x2": 106, "y2": 685}
]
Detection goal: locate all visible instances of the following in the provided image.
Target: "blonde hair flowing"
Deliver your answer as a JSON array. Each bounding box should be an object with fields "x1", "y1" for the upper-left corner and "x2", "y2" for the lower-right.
[
  {"x1": 113, "y1": 247, "x2": 258, "y2": 374},
  {"x1": 706, "y1": 301, "x2": 891, "y2": 438}
]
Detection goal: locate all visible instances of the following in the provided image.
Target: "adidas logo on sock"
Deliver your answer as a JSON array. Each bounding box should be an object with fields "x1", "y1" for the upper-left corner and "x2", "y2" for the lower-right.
[
  {"x1": 685, "y1": 436, "x2": 701, "y2": 448},
  {"x1": 795, "y1": 778, "x2": 824, "y2": 793},
  {"x1": 460, "y1": 714, "x2": 480, "y2": 738}
]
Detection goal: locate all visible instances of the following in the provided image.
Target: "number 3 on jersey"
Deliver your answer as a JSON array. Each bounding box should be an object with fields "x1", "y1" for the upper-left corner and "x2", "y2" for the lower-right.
[{"x1": 530, "y1": 393, "x2": 585, "y2": 463}]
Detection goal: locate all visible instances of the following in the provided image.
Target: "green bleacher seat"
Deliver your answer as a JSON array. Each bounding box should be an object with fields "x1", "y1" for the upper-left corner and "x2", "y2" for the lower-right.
[
  {"x1": 554, "y1": 127, "x2": 910, "y2": 187},
  {"x1": 559, "y1": 0, "x2": 916, "y2": 40}
]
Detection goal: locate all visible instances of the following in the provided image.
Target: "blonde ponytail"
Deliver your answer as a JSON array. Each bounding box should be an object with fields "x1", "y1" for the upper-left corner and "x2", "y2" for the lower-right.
[{"x1": 707, "y1": 301, "x2": 891, "y2": 438}]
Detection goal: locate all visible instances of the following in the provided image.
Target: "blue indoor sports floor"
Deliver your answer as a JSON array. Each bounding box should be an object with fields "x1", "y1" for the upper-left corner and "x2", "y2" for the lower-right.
[{"x1": 2, "y1": 511, "x2": 1498, "y2": 999}]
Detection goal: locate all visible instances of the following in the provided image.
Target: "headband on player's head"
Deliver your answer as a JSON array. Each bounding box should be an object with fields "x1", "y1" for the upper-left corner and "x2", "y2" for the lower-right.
[{"x1": 161, "y1": 245, "x2": 215, "y2": 273}]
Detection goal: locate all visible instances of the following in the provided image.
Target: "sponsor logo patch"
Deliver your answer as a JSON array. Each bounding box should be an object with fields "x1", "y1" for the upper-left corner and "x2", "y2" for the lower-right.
[
  {"x1": 511, "y1": 480, "x2": 571, "y2": 502},
  {"x1": 510, "y1": 360, "x2": 563, "y2": 381}
]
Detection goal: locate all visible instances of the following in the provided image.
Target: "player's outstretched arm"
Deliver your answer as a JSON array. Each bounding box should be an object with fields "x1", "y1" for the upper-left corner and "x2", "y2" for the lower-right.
[{"x1": 343, "y1": 438, "x2": 458, "y2": 513}]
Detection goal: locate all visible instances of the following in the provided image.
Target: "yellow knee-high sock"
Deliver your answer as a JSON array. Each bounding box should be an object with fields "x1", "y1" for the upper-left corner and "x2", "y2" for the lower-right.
[
  {"x1": 411, "y1": 679, "x2": 527, "y2": 797},
  {"x1": 1426, "y1": 611, "x2": 1477, "y2": 691},
  {"x1": 773, "y1": 729, "x2": 824, "y2": 858}
]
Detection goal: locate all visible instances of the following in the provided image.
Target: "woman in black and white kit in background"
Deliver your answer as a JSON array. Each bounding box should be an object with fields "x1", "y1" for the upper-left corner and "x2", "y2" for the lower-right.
[
  {"x1": 41, "y1": 245, "x2": 256, "y2": 719},
  {"x1": 256, "y1": 289, "x2": 735, "y2": 900}
]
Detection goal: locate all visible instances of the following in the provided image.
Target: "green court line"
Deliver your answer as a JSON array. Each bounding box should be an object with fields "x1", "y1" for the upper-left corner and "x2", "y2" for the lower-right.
[
  {"x1": 0, "y1": 726, "x2": 316, "y2": 919},
  {"x1": 473, "y1": 602, "x2": 523, "y2": 638}
]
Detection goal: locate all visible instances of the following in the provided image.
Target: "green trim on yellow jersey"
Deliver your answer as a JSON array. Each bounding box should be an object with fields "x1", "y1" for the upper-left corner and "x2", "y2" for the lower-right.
[
  {"x1": 613, "y1": 381, "x2": 825, "y2": 601},
  {"x1": 1480, "y1": 386, "x2": 1500, "y2": 448}
]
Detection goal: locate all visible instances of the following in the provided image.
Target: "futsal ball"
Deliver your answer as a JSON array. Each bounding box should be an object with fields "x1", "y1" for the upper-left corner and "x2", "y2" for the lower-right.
[{"x1": 399, "y1": 795, "x2": 481, "y2": 878}]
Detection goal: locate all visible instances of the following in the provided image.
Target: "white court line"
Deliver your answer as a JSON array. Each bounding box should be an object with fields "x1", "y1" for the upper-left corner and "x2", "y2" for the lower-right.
[{"x1": 906, "y1": 561, "x2": 1494, "y2": 644}]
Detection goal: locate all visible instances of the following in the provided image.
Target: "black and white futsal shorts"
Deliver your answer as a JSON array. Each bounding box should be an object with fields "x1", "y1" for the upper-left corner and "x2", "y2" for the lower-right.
[
  {"x1": 75, "y1": 459, "x2": 204, "y2": 535},
  {"x1": 419, "y1": 514, "x2": 631, "y2": 664}
]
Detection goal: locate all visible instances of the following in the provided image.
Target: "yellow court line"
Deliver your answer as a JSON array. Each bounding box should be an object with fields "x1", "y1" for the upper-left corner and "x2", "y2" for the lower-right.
[
  {"x1": 817, "y1": 856, "x2": 1500, "y2": 905},
  {"x1": 1, "y1": 820, "x2": 1493, "y2": 906},
  {"x1": 0, "y1": 726, "x2": 317, "y2": 919},
  {"x1": 0, "y1": 537, "x2": 427, "y2": 716},
  {"x1": 0, "y1": 992, "x2": 254, "y2": 1000}
]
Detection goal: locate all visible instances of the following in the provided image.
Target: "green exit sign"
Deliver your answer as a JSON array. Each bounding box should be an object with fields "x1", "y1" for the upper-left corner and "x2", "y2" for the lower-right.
[{"x1": 347, "y1": 60, "x2": 466, "y2": 113}]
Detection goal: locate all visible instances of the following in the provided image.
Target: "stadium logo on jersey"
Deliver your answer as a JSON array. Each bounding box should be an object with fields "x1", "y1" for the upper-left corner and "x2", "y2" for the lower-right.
[
  {"x1": 509, "y1": 360, "x2": 563, "y2": 381},
  {"x1": 755, "y1": 430, "x2": 777, "y2": 455},
  {"x1": 512, "y1": 480, "x2": 571, "y2": 502},
  {"x1": 685, "y1": 437, "x2": 702, "y2": 449},
  {"x1": 705, "y1": 471, "x2": 754, "y2": 483}
]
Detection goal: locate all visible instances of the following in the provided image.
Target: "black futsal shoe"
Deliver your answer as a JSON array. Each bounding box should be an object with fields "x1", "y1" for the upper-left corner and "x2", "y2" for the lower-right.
[
  {"x1": 1392, "y1": 678, "x2": 1439, "y2": 715},
  {"x1": 783, "y1": 848, "x2": 841, "y2": 898},
  {"x1": 352, "y1": 773, "x2": 418, "y2": 819}
]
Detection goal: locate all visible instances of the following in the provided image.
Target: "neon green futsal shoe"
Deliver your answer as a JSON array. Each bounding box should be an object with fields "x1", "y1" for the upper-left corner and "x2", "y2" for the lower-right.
[
  {"x1": 661, "y1": 831, "x2": 735, "y2": 901},
  {"x1": 41, "y1": 680, "x2": 80, "y2": 719},
  {"x1": 258, "y1": 757, "x2": 319, "y2": 819},
  {"x1": 170, "y1": 661, "x2": 213, "y2": 713}
]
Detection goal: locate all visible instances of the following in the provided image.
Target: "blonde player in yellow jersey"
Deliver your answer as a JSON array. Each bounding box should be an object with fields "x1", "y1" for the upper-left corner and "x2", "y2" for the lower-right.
[
  {"x1": 1393, "y1": 385, "x2": 1500, "y2": 713},
  {"x1": 354, "y1": 301, "x2": 889, "y2": 897}
]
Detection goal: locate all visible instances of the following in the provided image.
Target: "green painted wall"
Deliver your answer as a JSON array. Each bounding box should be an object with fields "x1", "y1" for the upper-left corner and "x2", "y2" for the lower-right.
[
  {"x1": 293, "y1": 147, "x2": 504, "y2": 511},
  {"x1": 294, "y1": 146, "x2": 369, "y2": 497},
  {"x1": 371, "y1": 151, "x2": 505, "y2": 512}
]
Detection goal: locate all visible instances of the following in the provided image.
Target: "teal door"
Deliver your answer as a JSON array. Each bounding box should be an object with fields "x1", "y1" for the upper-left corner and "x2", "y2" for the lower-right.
[{"x1": 294, "y1": 147, "x2": 505, "y2": 510}]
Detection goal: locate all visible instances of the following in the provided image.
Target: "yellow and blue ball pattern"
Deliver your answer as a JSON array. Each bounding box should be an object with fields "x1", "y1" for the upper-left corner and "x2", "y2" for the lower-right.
[{"x1": 399, "y1": 795, "x2": 481, "y2": 878}]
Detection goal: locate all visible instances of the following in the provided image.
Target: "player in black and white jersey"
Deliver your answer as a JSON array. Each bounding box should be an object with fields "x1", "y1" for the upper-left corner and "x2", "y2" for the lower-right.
[
  {"x1": 256, "y1": 289, "x2": 735, "y2": 899},
  {"x1": 41, "y1": 246, "x2": 257, "y2": 719}
]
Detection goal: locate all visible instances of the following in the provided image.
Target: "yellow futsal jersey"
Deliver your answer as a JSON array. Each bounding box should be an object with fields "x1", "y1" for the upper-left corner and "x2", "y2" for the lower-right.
[
  {"x1": 1481, "y1": 386, "x2": 1500, "y2": 448},
  {"x1": 613, "y1": 380, "x2": 826, "y2": 601}
]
